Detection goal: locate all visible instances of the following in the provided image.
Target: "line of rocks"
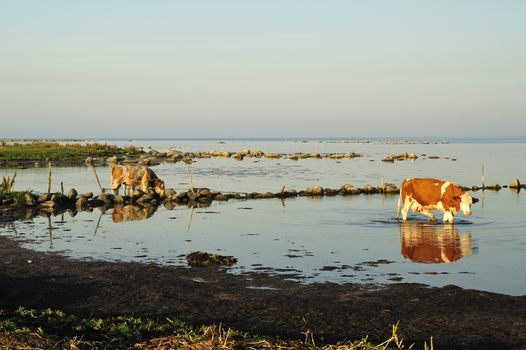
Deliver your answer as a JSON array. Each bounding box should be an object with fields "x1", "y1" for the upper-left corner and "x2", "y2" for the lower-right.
[
  {"x1": 88, "y1": 149, "x2": 363, "y2": 167},
  {"x1": 1, "y1": 179, "x2": 524, "y2": 220}
]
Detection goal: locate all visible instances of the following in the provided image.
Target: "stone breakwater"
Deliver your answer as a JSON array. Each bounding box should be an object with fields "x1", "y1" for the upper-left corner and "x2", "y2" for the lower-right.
[
  {"x1": 93, "y1": 149, "x2": 364, "y2": 167},
  {"x1": 1, "y1": 179, "x2": 524, "y2": 221}
]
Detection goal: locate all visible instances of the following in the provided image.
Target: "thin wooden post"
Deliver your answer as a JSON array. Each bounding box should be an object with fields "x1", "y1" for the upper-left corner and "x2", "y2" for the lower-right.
[
  {"x1": 186, "y1": 164, "x2": 195, "y2": 193},
  {"x1": 91, "y1": 165, "x2": 104, "y2": 193},
  {"x1": 47, "y1": 161, "x2": 52, "y2": 195},
  {"x1": 61, "y1": 181, "x2": 64, "y2": 195},
  {"x1": 481, "y1": 165, "x2": 485, "y2": 189}
]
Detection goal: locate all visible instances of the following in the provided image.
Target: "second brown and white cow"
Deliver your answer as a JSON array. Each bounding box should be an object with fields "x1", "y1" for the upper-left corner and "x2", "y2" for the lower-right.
[
  {"x1": 110, "y1": 165, "x2": 165, "y2": 196},
  {"x1": 396, "y1": 178, "x2": 478, "y2": 223}
]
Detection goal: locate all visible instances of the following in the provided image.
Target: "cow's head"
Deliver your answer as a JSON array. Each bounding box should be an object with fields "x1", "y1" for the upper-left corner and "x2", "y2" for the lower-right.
[{"x1": 458, "y1": 192, "x2": 476, "y2": 215}]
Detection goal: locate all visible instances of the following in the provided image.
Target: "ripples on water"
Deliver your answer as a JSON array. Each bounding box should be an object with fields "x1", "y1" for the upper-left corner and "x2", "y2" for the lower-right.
[{"x1": 1, "y1": 140, "x2": 526, "y2": 295}]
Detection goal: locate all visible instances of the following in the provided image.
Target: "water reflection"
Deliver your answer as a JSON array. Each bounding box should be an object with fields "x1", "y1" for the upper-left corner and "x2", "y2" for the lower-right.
[
  {"x1": 398, "y1": 222, "x2": 473, "y2": 263},
  {"x1": 111, "y1": 205, "x2": 158, "y2": 223}
]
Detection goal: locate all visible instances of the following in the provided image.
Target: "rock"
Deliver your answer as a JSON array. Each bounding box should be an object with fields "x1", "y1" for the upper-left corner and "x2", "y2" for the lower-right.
[
  {"x1": 113, "y1": 195, "x2": 124, "y2": 204},
  {"x1": 67, "y1": 188, "x2": 78, "y2": 200},
  {"x1": 214, "y1": 194, "x2": 229, "y2": 201},
  {"x1": 240, "y1": 148, "x2": 251, "y2": 155},
  {"x1": 361, "y1": 184, "x2": 377, "y2": 194},
  {"x1": 324, "y1": 188, "x2": 339, "y2": 196},
  {"x1": 510, "y1": 179, "x2": 521, "y2": 188},
  {"x1": 256, "y1": 192, "x2": 275, "y2": 199},
  {"x1": 132, "y1": 189, "x2": 145, "y2": 198},
  {"x1": 164, "y1": 188, "x2": 176, "y2": 198},
  {"x1": 76, "y1": 196, "x2": 88, "y2": 208},
  {"x1": 408, "y1": 153, "x2": 418, "y2": 159},
  {"x1": 39, "y1": 200, "x2": 58, "y2": 209},
  {"x1": 328, "y1": 153, "x2": 344, "y2": 159},
  {"x1": 304, "y1": 185, "x2": 324, "y2": 196},
  {"x1": 380, "y1": 183, "x2": 399, "y2": 193},
  {"x1": 485, "y1": 183, "x2": 502, "y2": 191},
  {"x1": 339, "y1": 184, "x2": 360, "y2": 195},
  {"x1": 24, "y1": 193, "x2": 37, "y2": 207},
  {"x1": 279, "y1": 188, "x2": 298, "y2": 198},
  {"x1": 382, "y1": 155, "x2": 395, "y2": 162},
  {"x1": 166, "y1": 150, "x2": 182, "y2": 158},
  {"x1": 97, "y1": 193, "x2": 114, "y2": 204},
  {"x1": 175, "y1": 191, "x2": 188, "y2": 201},
  {"x1": 106, "y1": 156, "x2": 118, "y2": 164},
  {"x1": 264, "y1": 153, "x2": 282, "y2": 159},
  {"x1": 83, "y1": 192, "x2": 94, "y2": 199},
  {"x1": 232, "y1": 153, "x2": 244, "y2": 160},
  {"x1": 2, "y1": 199, "x2": 14, "y2": 206},
  {"x1": 85, "y1": 157, "x2": 94, "y2": 165},
  {"x1": 197, "y1": 188, "x2": 212, "y2": 197},
  {"x1": 187, "y1": 190, "x2": 197, "y2": 201},
  {"x1": 87, "y1": 199, "x2": 104, "y2": 207},
  {"x1": 37, "y1": 193, "x2": 51, "y2": 203}
]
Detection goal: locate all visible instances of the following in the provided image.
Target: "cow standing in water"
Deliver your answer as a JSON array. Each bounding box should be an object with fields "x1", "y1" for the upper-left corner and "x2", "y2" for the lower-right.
[
  {"x1": 396, "y1": 178, "x2": 478, "y2": 223},
  {"x1": 111, "y1": 165, "x2": 165, "y2": 196}
]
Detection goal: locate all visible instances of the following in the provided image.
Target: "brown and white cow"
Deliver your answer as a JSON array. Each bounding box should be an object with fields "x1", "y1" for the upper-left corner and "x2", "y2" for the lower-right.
[
  {"x1": 396, "y1": 178, "x2": 478, "y2": 223},
  {"x1": 110, "y1": 165, "x2": 165, "y2": 196}
]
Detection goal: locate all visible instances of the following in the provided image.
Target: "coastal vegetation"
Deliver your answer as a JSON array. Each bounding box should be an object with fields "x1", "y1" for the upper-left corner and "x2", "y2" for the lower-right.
[
  {"x1": 0, "y1": 141, "x2": 144, "y2": 162},
  {"x1": 0, "y1": 307, "x2": 432, "y2": 349}
]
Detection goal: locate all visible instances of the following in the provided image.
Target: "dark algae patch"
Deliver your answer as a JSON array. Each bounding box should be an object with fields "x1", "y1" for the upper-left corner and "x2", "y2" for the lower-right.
[
  {"x1": 1, "y1": 237, "x2": 526, "y2": 349},
  {"x1": 186, "y1": 251, "x2": 238, "y2": 267}
]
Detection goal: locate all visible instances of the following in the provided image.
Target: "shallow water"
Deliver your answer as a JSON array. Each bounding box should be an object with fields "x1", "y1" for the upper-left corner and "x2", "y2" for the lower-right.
[{"x1": 1, "y1": 139, "x2": 526, "y2": 295}]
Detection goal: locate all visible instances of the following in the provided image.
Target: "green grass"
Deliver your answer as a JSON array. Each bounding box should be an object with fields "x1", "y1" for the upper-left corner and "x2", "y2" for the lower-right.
[
  {"x1": 0, "y1": 142, "x2": 144, "y2": 161},
  {"x1": 0, "y1": 307, "x2": 434, "y2": 350}
]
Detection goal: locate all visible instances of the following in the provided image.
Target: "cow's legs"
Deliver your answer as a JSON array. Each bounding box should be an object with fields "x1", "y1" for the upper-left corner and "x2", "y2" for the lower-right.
[
  {"x1": 420, "y1": 209, "x2": 436, "y2": 221},
  {"x1": 401, "y1": 197, "x2": 413, "y2": 221},
  {"x1": 111, "y1": 181, "x2": 121, "y2": 195},
  {"x1": 443, "y1": 211, "x2": 455, "y2": 223}
]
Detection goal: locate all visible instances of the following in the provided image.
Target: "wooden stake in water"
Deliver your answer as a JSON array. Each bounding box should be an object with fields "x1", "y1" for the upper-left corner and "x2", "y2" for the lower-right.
[
  {"x1": 481, "y1": 165, "x2": 485, "y2": 189},
  {"x1": 47, "y1": 161, "x2": 52, "y2": 195},
  {"x1": 91, "y1": 165, "x2": 104, "y2": 193},
  {"x1": 186, "y1": 164, "x2": 195, "y2": 193}
]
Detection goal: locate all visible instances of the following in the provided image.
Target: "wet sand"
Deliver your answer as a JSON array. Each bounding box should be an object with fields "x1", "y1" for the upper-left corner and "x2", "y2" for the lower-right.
[{"x1": 1, "y1": 236, "x2": 525, "y2": 350}]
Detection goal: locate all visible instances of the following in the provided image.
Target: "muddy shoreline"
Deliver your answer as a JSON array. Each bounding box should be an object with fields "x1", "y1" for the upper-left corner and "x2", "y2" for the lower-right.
[{"x1": 1, "y1": 236, "x2": 525, "y2": 349}]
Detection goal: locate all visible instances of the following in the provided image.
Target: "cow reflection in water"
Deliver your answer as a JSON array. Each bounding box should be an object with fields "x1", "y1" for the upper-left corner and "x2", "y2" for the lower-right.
[
  {"x1": 112, "y1": 205, "x2": 157, "y2": 223},
  {"x1": 398, "y1": 222, "x2": 473, "y2": 263}
]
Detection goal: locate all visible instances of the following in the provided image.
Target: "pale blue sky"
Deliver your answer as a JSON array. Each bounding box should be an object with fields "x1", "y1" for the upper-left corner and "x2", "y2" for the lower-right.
[{"x1": 1, "y1": 1, "x2": 525, "y2": 138}]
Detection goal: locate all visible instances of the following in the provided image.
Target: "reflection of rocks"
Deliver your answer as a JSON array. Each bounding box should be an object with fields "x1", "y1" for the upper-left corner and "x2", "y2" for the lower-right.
[
  {"x1": 398, "y1": 222, "x2": 473, "y2": 264},
  {"x1": 111, "y1": 205, "x2": 157, "y2": 223}
]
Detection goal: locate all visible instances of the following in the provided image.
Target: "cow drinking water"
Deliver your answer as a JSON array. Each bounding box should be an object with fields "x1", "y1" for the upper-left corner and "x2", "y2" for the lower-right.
[
  {"x1": 110, "y1": 165, "x2": 165, "y2": 196},
  {"x1": 396, "y1": 178, "x2": 478, "y2": 223}
]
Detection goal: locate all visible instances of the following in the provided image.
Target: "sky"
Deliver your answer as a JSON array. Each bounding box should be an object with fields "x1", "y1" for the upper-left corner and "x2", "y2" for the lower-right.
[{"x1": 1, "y1": 0, "x2": 525, "y2": 138}]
